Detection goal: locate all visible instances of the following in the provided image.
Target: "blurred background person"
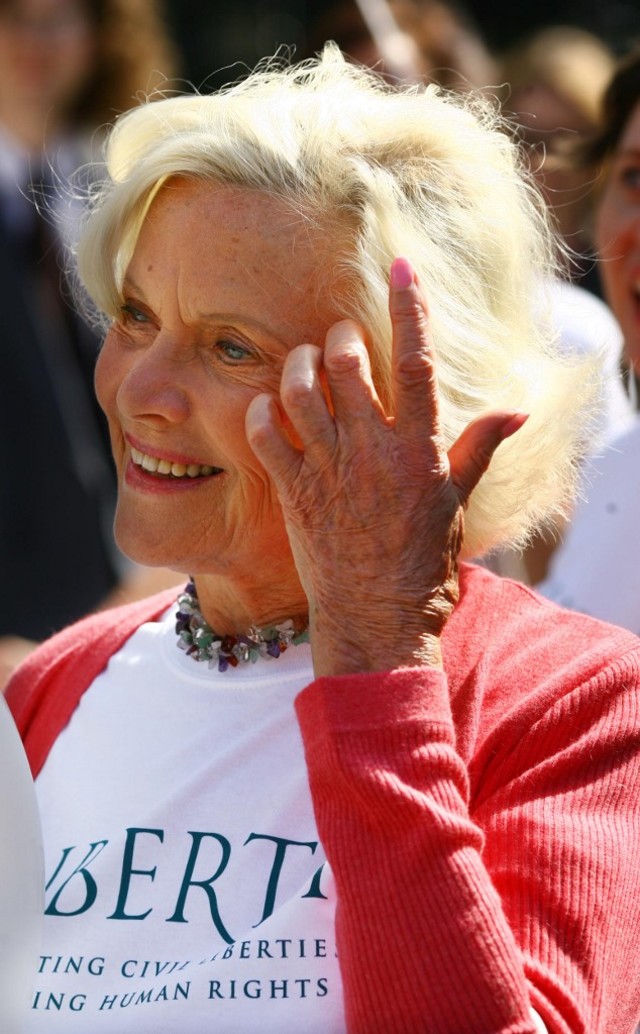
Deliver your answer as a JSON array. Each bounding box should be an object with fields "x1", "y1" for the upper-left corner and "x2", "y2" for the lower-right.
[
  {"x1": 163, "y1": 0, "x2": 640, "y2": 100},
  {"x1": 539, "y1": 47, "x2": 640, "y2": 632},
  {"x1": 479, "y1": 274, "x2": 633, "y2": 584},
  {"x1": 0, "y1": 0, "x2": 181, "y2": 688},
  {"x1": 484, "y1": 26, "x2": 633, "y2": 584},
  {"x1": 305, "y1": 0, "x2": 498, "y2": 90},
  {"x1": 499, "y1": 25, "x2": 616, "y2": 295}
]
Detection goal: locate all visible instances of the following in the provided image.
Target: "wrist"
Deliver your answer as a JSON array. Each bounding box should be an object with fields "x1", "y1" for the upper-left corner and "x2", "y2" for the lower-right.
[{"x1": 309, "y1": 606, "x2": 444, "y2": 677}]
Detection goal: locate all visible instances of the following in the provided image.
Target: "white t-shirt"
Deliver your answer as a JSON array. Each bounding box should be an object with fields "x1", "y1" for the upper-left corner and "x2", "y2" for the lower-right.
[
  {"x1": 480, "y1": 281, "x2": 633, "y2": 584},
  {"x1": 539, "y1": 416, "x2": 640, "y2": 634},
  {"x1": 540, "y1": 279, "x2": 632, "y2": 444},
  {"x1": 29, "y1": 607, "x2": 343, "y2": 1032}
]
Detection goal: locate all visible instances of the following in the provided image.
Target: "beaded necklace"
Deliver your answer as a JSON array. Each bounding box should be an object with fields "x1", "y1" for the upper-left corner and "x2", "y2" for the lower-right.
[{"x1": 175, "y1": 581, "x2": 309, "y2": 672}]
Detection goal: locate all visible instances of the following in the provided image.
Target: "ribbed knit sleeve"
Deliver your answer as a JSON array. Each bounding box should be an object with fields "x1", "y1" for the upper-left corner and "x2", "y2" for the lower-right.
[
  {"x1": 475, "y1": 650, "x2": 640, "y2": 1034},
  {"x1": 296, "y1": 649, "x2": 640, "y2": 1034}
]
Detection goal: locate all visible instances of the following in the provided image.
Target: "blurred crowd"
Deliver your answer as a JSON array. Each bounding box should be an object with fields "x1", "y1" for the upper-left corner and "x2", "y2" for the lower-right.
[
  {"x1": 2, "y1": 0, "x2": 640, "y2": 688},
  {"x1": 0, "y1": 0, "x2": 184, "y2": 687}
]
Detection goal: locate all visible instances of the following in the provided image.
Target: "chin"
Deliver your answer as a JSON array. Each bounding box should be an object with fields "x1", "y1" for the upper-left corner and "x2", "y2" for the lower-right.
[
  {"x1": 114, "y1": 520, "x2": 182, "y2": 572},
  {"x1": 115, "y1": 525, "x2": 221, "y2": 578}
]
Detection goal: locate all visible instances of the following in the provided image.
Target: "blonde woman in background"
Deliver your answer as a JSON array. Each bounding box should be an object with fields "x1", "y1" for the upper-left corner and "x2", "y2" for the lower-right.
[{"x1": 500, "y1": 25, "x2": 615, "y2": 290}]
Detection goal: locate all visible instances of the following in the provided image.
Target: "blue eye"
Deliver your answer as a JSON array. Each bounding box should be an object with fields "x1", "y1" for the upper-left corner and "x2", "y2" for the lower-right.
[
  {"x1": 217, "y1": 339, "x2": 252, "y2": 362},
  {"x1": 121, "y1": 304, "x2": 149, "y2": 324}
]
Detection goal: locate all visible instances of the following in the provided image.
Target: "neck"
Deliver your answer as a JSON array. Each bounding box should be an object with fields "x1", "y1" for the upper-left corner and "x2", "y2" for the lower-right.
[
  {"x1": 189, "y1": 570, "x2": 309, "y2": 637},
  {"x1": 176, "y1": 578, "x2": 309, "y2": 671}
]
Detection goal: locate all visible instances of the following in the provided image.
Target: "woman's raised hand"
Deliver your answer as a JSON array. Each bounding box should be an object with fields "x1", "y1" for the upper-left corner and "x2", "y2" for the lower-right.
[{"x1": 246, "y1": 259, "x2": 526, "y2": 676}]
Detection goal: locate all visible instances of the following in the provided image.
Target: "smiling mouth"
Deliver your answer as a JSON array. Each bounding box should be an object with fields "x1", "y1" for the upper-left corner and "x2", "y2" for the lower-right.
[{"x1": 130, "y1": 447, "x2": 223, "y2": 479}]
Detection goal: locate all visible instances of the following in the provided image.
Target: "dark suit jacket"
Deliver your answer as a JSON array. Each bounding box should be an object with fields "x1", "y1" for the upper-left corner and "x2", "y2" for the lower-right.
[{"x1": 0, "y1": 201, "x2": 119, "y2": 640}]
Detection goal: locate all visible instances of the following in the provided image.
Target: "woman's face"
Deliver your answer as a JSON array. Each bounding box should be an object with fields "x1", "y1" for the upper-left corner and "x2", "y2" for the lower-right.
[
  {"x1": 95, "y1": 179, "x2": 342, "y2": 586},
  {"x1": 0, "y1": 0, "x2": 94, "y2": 122},
  {"x1": 595, "y1": 100, "x2": 640, "y2": 370}
]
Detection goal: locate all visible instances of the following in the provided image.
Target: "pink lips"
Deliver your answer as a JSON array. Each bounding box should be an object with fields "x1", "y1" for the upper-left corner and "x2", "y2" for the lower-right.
[
  {"x1": 126, "y1": 434, "x2": 213, "y2": 469},
  {"x1": 124, "y1": 458, "x2": 221, "y2": 495},
  {"x1": 123, "y1": 436, "x2": 223, "y2": 494}
]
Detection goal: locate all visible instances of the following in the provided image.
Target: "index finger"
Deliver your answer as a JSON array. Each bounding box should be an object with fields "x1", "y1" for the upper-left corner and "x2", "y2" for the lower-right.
[{"x1": 389, "y1": 258, "x2": 445, "y2": 458}]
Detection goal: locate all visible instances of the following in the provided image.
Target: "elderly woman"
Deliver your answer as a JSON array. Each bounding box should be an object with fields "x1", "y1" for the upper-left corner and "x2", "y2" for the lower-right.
[{"x1": 6, "y1": 47, "x2": 640, "y2": 1034}]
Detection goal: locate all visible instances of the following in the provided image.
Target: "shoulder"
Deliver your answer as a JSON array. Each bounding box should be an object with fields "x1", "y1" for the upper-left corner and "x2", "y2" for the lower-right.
[
  {"x1": 582, "y1": 415, "x2": 640, "y2": 480},
  {"x1": 543, "y1": 279, "x2": 622, "y2": 365},
  {"x1": 445, "y1": 565, "x2": 640, "y2": 784},
  {"x1": 538, "y1": 416, "x2": 640, "y2": 632},
  {"x1": 5, "y1": 588, "x2": 178, "y2": 777},
  {"x1": 9, "y1": 588, "x2": 177, "y2": 688},
  {"x1": 604, "y1": 416, "x2": 640, "y2": 466},
  {"x1": 448, "y1": 563, "x2": 640, "y2": 701}
]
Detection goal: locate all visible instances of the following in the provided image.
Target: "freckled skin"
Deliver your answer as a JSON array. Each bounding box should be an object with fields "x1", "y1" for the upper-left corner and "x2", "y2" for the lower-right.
[
  {"x1": 95, "y1": 180, "x2": 342, "y2": 632},
  {"x1": 98, "y1": 179, "x2": 520, "y2": 660}
]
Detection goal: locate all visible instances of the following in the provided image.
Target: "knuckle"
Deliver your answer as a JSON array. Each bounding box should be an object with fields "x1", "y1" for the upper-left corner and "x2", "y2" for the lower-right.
[
  {"x1": 394, "y1": 346, "x2": 434, "y2": 385},
  {"x1": 280, "y1": 374, "x2": 317, "y2": 412},
  {"x1": 391, "y1": 292, "x2": 427, "y2": 325},
  {"x1": 326, "y1": 318, "x2": 359, "y2": 341},
  {"x1": 324, "y1": 344, "x2": 365, "y2": 377}
]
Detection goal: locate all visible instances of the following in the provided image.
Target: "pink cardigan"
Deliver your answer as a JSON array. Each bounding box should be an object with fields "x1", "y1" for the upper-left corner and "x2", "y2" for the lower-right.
[{"x1": 7, "y1": 564, "x2": 640, "y2": 1033}]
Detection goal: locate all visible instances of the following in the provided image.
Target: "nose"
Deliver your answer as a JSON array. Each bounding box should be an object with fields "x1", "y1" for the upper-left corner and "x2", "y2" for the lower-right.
[{"x1": 115, "y1": 334, "x2": 192, "y2": 427}]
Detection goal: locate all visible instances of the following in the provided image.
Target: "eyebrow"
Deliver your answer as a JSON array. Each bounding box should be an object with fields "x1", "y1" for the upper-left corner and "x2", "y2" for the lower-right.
[{"x1": 121, "y1": 275, "x2": 289, "y2": 345}]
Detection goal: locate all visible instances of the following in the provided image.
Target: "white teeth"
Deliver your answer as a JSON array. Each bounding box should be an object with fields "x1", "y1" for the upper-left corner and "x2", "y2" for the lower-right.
[
  {"x1": 141, "y1": 454, "x2": 159, "y2": 472},
  {"x1": 130, "y1": 447, "x2": 216, "y2": 479}
]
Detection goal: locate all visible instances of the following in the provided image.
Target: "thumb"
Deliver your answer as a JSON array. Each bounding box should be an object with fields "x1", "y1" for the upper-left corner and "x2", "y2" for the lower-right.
[{"x1": 448, "y1": 411, "x2": 528, "y2": 504}]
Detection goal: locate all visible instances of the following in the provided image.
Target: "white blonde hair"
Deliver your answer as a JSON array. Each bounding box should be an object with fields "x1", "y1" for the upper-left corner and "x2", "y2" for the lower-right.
[{"x1": 76, "y1": 45, "x2": 598, "y2": 558}]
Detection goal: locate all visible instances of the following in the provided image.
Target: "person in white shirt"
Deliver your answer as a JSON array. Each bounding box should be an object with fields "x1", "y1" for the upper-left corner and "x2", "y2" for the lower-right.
[{"x1": 539, "y1": 47, "x2": 640, "y2": 630}]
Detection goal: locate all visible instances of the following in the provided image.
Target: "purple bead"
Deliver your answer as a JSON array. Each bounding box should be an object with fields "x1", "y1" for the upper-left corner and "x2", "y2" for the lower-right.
[{"x1": 175, "y1": 613, "x2": 190, "y2": 633}]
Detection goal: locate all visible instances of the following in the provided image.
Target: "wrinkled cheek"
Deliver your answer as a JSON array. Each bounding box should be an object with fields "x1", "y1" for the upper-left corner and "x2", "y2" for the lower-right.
[
  {"x1": 94, "y1": 344, "x2": 128, "y2": 465},
  {"x1": 94, "y1": 340, "x2": 119, "y2": 417}
]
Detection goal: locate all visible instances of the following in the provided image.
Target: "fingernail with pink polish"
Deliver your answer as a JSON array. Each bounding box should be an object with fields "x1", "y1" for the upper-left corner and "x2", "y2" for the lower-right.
[
  {"x1": 390, "y1": 258, "x2": 414, "y2": 289},
  {"x1": 501, "y1": 412, "x2": 529, "y2": 438}
]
